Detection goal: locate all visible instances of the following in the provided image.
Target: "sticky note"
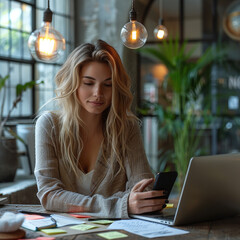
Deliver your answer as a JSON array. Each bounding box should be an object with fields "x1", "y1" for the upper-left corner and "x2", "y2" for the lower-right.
[
  {"x1": 70, "y1": 224, "x2": 98, "y2": 231},
  {"x1": 90, "y1": 220, "x2": 114, "y2": 225},
  {"x1": 40, "y1": 228, "x2": 67, "y2": 235},
  {"x1": 24, "y1": 214, "x2": 45, "y2": 220},
  {"x1": 166, "y1": 203, "x2": 174, "y2": 208},
  {"x1": 69, "y1": 214, "x2": 91, "y2": 218},
  {"x1": 18, "y1": 238, "x2": 56, "y2": 240},
  {"x1": 36, "y1": 237, "x2": 56, "y2": 240},
  {"x1": 97, "y1": 231, "x2": 128, "y2": 239}
]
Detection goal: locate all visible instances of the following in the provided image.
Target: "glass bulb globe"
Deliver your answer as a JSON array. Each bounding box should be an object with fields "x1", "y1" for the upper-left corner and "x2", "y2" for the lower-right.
[
  {"x1": 120, "y1": 20, "x2": 148, "y2": 49},
  {"x1": 28, "y1": 22, "x2": 65, "y2": 63},
  {"x1": 154, "y1": 25, "x2": 168, "y2": 40}
]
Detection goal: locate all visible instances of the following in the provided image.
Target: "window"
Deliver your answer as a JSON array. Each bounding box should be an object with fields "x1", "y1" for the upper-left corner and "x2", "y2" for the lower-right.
[
  {"x1": 140, "y1": 0, "x2": 240, "y2": 173},
  {"x1": 0, "y1": 0, "x2": 74, "y2": 118}
]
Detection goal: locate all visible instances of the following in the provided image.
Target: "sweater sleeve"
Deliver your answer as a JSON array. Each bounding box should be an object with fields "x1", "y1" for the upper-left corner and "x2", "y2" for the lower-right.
[{"x1": 124, "y1": 122, "x2": 154, "y2": 190}]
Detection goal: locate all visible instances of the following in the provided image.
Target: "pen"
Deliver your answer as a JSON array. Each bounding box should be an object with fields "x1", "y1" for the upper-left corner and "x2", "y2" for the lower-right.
[
  {"x1": 18, "y1": 210, "x2": 52, "y2": 217},
  {"x1": 88, "y1": 218, "x2": 122, "y2": 221}
]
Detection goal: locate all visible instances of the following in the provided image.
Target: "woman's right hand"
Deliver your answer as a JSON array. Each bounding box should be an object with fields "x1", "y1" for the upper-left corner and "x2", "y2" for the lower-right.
[{"x1": 128, "y1": 178, "x2": 167, "y2": 215}]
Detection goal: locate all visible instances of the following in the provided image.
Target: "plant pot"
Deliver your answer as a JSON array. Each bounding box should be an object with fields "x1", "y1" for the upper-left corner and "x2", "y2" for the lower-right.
[
  {"x1": 17, "y1": 124, "x2": 35, "y2": 175},
  {"x1": 0, "y1": 138, "x2": 18, "y2": 182}
]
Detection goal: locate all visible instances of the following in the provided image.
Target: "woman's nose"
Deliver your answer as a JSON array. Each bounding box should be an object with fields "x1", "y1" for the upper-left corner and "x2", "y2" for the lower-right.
[{"x1": 94, "y1": 85, "x2": 103, "y2": 96}]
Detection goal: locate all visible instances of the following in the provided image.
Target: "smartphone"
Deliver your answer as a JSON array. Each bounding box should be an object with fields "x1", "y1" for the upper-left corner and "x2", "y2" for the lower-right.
[{"x1": 153, "y1": 171, "x2": 178, "y2": 199}]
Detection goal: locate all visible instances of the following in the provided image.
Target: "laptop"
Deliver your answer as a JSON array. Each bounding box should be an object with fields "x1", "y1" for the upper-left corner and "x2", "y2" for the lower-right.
[{"x1": 130, "y1": 153, "x2": 240, "y2": 226}]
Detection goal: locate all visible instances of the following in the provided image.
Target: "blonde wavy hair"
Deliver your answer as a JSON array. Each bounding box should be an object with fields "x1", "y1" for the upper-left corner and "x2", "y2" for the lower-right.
[{"x1": 54, "y1": 39, "x2": 138, "y2": 176}]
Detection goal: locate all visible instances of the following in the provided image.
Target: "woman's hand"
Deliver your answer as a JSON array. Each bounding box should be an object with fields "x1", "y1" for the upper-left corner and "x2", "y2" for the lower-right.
[{"x1": 128, "y1": 178, "x2": 167, "y2": 214}]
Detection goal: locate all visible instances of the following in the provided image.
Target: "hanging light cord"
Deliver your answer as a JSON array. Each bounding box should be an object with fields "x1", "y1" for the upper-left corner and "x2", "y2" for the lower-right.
[
  {"x1": 160, "y1": 0, "x2": 163, "y2": 20},
  {"x1": 43, "y1": 0, "x2": 52, "y2": 23},
  {"x1": 130, "y1": 0, "x2": 137, "y2": 21},
  {"x1": 158, "y1": 0, "x2": 163, "y2": 25}
]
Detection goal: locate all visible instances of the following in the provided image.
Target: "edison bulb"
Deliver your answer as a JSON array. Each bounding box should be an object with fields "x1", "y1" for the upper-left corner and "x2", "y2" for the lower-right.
[
  {"x1": 154, "y1": 25, "x2": 168, "y2": 40},
  {"x1": 28, "y1": 22, "x2": 65, "y2": 62},
  {"x1": 120, "y1": 20, "x2": 148, "y2": 49}
]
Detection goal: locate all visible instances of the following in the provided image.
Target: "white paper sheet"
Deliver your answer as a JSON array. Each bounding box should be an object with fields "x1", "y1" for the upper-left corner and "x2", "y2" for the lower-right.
[
  {"x1": 108, "y1": 219, "x2": 189, "y2": 238},
  {"x1": 51, "y1": 214, "x2": 85, "y2": 227}
]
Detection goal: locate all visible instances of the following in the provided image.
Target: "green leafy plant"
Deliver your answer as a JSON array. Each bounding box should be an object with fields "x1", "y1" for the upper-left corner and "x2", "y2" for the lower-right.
[
  {"x1": 139, "y1": 38, "x2": 226, "y2": 188},
  {"x1": 0, "y1": 74, "x2": 43, "y2": 139}
]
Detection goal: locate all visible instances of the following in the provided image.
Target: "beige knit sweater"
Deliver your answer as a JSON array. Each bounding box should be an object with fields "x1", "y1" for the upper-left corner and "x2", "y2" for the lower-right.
[{"x1": 35, "y1": 112, "x2": 153, "y2": 218}]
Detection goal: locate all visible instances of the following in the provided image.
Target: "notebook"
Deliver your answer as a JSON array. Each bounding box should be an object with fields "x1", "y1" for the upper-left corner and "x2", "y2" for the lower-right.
[
  {"x1": 0, "y1": 197, "x2": 8, "y2": 205},
  {"x1": 130, "y1": 153, "x2": 240, "y2": 226}
]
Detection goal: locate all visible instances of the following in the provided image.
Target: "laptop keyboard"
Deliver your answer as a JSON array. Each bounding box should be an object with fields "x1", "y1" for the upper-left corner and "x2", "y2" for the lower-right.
[
  {"x1": 130, "y1": 208, "x2": 176, "y2": 225},
  {"x1": 151, "y1": 214, "x2": 175, "y2": 220}
]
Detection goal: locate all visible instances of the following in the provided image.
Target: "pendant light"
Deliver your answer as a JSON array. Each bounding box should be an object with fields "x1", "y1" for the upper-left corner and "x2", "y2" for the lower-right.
[
  {"x1": 28, "y1": 0, "x2": 65, "y2": 63},
  {"x1": 120, "y1": 0, "x2": 148, "y2": 49},
  {"x1": 153, "y1": 0, "x2": 168, "y2": 40}
]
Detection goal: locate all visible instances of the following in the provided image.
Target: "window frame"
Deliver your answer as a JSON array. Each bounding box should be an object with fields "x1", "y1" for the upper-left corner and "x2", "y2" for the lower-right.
[{"x1": 0, "y1": 0, "x2": 74, "y2": 120}]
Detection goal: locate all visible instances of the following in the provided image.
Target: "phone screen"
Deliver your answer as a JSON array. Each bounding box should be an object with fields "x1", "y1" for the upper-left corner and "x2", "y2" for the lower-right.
[{"x1": 153, "y1": 171, "x2": 178, "y2": 198}]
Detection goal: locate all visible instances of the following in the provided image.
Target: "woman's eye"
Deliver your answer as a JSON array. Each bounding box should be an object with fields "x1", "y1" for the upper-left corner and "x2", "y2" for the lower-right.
[
  {"x1": 83, "y1": 82, "x2": 93, "y2": 86},
  {"x1": 104, "y1": 81, "x2": 112, "y2": 87}
]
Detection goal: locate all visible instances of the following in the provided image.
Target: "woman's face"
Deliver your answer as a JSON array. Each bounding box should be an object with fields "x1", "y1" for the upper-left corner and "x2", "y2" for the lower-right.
[{"x1": 77, "y1": 61, "x2": 112, "y2": 116}]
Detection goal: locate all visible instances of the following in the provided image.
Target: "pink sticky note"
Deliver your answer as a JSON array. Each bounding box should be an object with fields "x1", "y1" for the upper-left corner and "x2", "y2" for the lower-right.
[
  {"x1": 69, "y1": 214, "x2": 91, "y2": 218},
  {"x1": 18, "y1": 238, "x2": 55, "y2": 240},
  {"x1": 24, "y1": 214, "x2": 45, "y2": 220},
  {"x1": 36, "y1": 237, "x2": 56, "y2": 240}
]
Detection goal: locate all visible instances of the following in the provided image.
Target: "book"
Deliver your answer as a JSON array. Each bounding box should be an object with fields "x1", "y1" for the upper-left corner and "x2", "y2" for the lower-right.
[
  {"x1": 21, "y1": 213, "x2": 85, "y2": 231},
  {"x1": 0, "y1": 197, "x2": 8, "y2": 205},
  {"x1": 22, "y1": 217, "x2": 56, "y2": 231}
]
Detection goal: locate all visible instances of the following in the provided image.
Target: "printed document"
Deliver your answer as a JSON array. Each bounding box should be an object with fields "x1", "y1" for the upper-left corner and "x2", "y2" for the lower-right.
[{"x1": 108, "y1": 219, "x2": 189, "y2": 238}]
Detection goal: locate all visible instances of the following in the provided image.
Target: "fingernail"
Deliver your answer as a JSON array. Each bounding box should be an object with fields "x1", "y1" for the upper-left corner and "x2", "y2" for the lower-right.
[
  {"x1": 165, "y1": 199, "x2": 169, "y2": 203},
  {"x1": 162, "y1": 204, "x2": 166, "y2": 208}
]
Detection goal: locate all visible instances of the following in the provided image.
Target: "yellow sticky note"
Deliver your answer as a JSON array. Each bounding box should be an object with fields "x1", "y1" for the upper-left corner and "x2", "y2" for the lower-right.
[
  {"x1": 166, "y1": 203, "x2": 174, "y2": 208},
  {"x1": 90, "y1": 220, "x2": 114, "y2": 225},
  {"x1": 41, "y1": 228, "x2": 67, "y2": 235},
  {"x1": 70, "y1": 224, "x2": 98, "y2": 231},
  {"x1": 97, "y1": 231, "x2": 128, "y2": 239}
]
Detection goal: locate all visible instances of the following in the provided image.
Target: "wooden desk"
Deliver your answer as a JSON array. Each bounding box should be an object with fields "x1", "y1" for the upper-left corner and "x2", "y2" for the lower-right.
[{"x1": 0, "y1": 204, "x2": 240, "y2": 239}]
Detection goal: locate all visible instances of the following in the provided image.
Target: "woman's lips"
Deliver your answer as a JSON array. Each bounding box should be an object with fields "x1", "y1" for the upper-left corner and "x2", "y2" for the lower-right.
[{"x1": 88, "y1": 101, "x2": 104, "y2": 106}]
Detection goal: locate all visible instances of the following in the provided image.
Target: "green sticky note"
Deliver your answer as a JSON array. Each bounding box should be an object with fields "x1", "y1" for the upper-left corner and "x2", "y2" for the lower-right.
[
  {"x1": 91, "y1": 220, "x2": 114, "y2": 225},
  {"x1": 70, "y1": 224, "x2": 98, "y2": 231},
  {"x1": 97, "y1": 231, "x2": 128, "y2": 239},
  {"x1": 40, "y1": 228, "x2": 67, "y2": 235}
]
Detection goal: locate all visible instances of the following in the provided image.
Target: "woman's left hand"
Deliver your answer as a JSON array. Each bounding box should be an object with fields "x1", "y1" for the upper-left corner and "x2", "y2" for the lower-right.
[{"x1": 128, "y1": 178, "x2": 167, "y2": 214}]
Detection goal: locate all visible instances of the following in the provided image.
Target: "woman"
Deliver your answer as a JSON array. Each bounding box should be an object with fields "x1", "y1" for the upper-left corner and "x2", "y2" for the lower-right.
[{"x1": 35, "y1": 40, "x2": 166, "y2": 218}]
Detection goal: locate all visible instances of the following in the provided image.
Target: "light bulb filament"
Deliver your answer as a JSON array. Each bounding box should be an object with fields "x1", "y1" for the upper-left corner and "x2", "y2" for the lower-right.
[
  {"x1": 131, "y1": 22, "x2": 137, "y2": 41},
  {"x1": 39, "y1": 37, "x2": 55, "y2": 55},
  {"x1": 132, "y1": 30, "x2": 137, "y2": 40},
  {"x1": 38, "y1": 22, "x2": 55, "y2": 55},
  {"x1": 157, "y1": 29, "x2": 165, "y2": 39}
]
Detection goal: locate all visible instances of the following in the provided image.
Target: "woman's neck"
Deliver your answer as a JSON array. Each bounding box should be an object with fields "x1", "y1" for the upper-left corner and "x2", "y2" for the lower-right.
[{"x1": 81, "y1": 112, "x2": 103, "y2": 138}]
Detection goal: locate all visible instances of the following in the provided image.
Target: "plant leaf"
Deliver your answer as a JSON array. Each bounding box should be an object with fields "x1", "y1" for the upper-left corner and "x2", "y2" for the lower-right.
[
  {"x1": 0, "y1": 75, "x2": 9, "y2": 90},
  {"x1": 16, "y1": 80, "x2": 44, "y2": 97}
]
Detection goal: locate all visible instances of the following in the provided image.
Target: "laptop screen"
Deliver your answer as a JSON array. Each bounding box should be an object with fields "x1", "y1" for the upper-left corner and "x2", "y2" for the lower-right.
[{"x1": 174, "y1": 153, "x2": 240, "y2": 225}]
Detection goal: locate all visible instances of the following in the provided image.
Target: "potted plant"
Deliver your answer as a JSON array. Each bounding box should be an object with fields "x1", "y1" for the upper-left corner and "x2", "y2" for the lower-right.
[
  {"x1": 0, "y1": 74, "x2": 43, "y2": 182},
  {"x1": 139, "y1": 38, "x2": 226, "y2": 189}
]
